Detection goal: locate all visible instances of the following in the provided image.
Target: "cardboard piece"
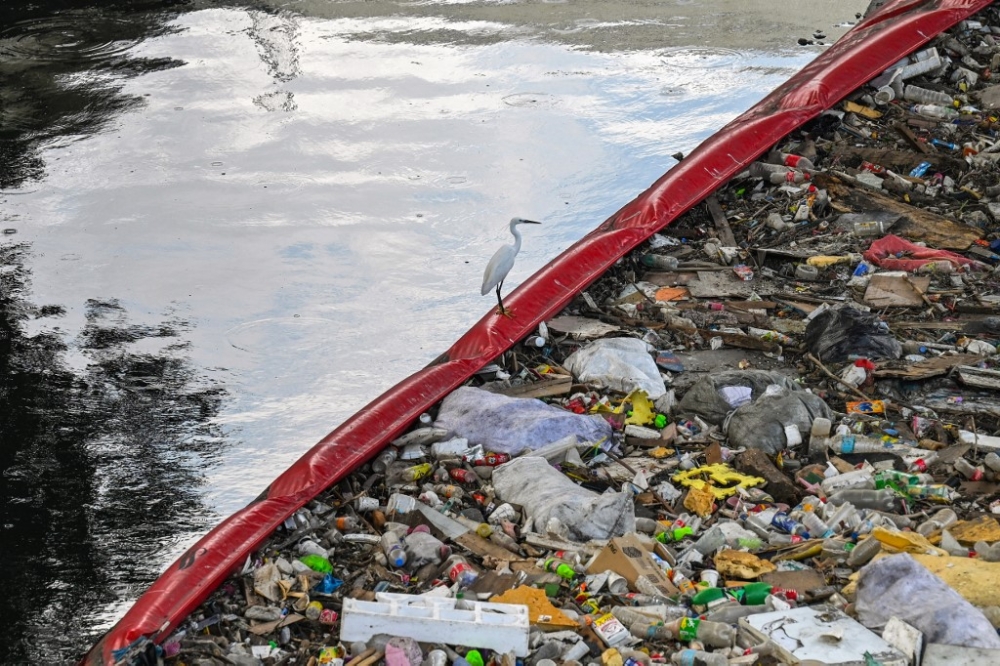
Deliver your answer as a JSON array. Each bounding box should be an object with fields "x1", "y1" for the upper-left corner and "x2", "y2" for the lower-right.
[
  {"x1": 490, "y1": 585, "x2": 578, "y2": 630},
  {"x1": 586, "y1": 534, "x2": 679, "y2": 598},
  {"x1": 875, "y1": 353, "x2": 985, "y2": 380},
  {"x1": 761, "y1": 569, "x2": 827, "y2": 597},
  {"x1": 864, "y1": 274, "x2": 931, "y2": 308}
]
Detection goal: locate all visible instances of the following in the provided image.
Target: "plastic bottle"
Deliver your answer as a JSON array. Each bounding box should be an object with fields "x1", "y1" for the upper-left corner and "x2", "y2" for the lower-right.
[
  {"x1": 826, "y1": 489, "x2": 898, "y2": 512},
  {"x1": 847, "y1": 535, "x2": 882, "y2": 567},
  {"x1": 403, "y1": 530, "x2": 451, "y2": 568},
  {"x1": 628, "y1": 620, "x2": 674, "y2": 641},
  {"x1": 853, "y1": 220, "x2": 887, "y2": 237},
  {"x1": 911, "y1": 104, "x2": 959, "y2": 119},
  {"x1": 611, "y1": 605, "x2": 687, "y2": 625},
  {"x1": 873, "y1": 469, "x2": 932, "y2": 490},
  {"x1": 397, "y1": 463, "x2": 433, "y2": 483},
  {"x1": 297, "y1": 539, "x2": 330, "y2": 558},
  {"x1": 380, "y1": 531, "x2": 407, "y2": 568},
  {"x1": 372, "y1": 447, "x2": 398, "y2": 473},
  {"x1": 797, "y1": 511, "x2": 833, "y2": 538},
  {"x1": 671, "y1": 650, "x2": 727, "y2": 666},
  {"x1": 748, "y1": 162, "x2": 808, "y2": 183},
  {"x1": 300, "y1": 554, "x2": 334, "y2": 574},
  {"x1": 898, "y1": 55, "x2": 944, "y2": 79},
  {"x1": 907, "y1": 451, "x2": 939, "y2": 473},
  {"x1": 669, "y1": 617, "x2": 735, "y2": 647},
  {"x1": 445, "y1": 554, "x2": 479, "y2": 587},
  {"x1": 449, "y1": 468, "x2": 478, "y2": 484},
  {"x1": 544, "y1": 558, "x2": 578, "y2": 580},
  {"x1": 333, "y1": 516, "x2": 359, "y2": 532},
  {"x1": 769, "y1": 151, "x2": 815, "y2": 170},
  {"x1": 954, "y1": 457, "x2": 984, "y2": 481},
  {"x1": 705, "y1": 603, "x2": 768, "y2": 623},
  {"x1": 523, "y1": 335, "x2": 546, "y2": 348},
  {"x1": 902, "y1": 84, "x2": 954, "y2": 106},
  {"x1": 828, "y1": 434, "x2": 913, "y2": 456},
  {"x1": 916, "y1": 508, "x2": 958, "y2": 536},
  {"x1": 640, "y1": 254, "x2": 679, "y2": 271},
  {"x1": 820, "y1": 468, "x2": 874, "y2": 494},
  {"x1": 759, "y1": 508, "x2": 809, "y2": 537}
]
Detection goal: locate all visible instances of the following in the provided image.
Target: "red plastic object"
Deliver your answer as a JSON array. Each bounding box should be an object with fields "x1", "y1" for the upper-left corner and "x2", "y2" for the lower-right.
[
  {"x1": 82, "y1": 1, "x2": 993, "y2": 663},
  {"x1": 864, "y1": 233, "x2": 985, "y2": 272}
]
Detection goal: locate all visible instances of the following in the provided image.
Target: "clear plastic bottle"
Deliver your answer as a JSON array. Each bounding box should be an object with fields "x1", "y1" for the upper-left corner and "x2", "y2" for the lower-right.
[
  {"x1": 911, "y1": 104, "x2": 959, "y2": 119},
  {"x1": 769, "y1": 151, "x2": 815, "y2": 170},
  {"x1": 907, "y1": 451, "x2": 939, "y2": 473},
  {"x1": 671, "y1": 649, "x2": 728, "y2": 666},
  {"x1": 820, "y1": 468, "x2": 874, "y2": 494},
  {"x1": 916, "y1": 508, "x2": 958, "y2": 536},
  {"x1": 640, "y1": 254, "x2": 680, "y2": 271},
  {"x1": 628, "y1": 620, "x2": 674, "y2": 641},
  {"x1": 828, "y1": 434, "x2": 913, "y2": 455},
  {"x1": 668, "y1": 617, "x2": 735, "y2": 648},
  {"x1": 444, "y1": 554, "x2": 479, "y2": 587},
  {"x1": 748, "y1": 162, "x2": 808, "y2": 183},
  {"x1": 403, "y1": 530, "x2": 450, "y2": 569},
  {"x1": 898, "y1": 55, "x2": 944, "y2": 79},
  {"x1": 903, "y1": 85, "x2": 954, "y2": 106},
  {"x1": 847, "y1": 535, "x2": 882, "y2": 567},
  {"x1": 954, "y1": 457, "x2": 984, "y2": 481},
  {"x1": 380, "y1": 531, "x2": 407, "y2": 568},
  {"x1": 827, "y1": 489, "x2": 898, "y2": 512},
  {"x1": 797, "y1": 511, "x2": 833, "y2": 538}
]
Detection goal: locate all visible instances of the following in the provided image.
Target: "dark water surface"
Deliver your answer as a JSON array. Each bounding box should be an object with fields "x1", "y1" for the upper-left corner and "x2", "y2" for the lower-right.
[{"x1": 1, "y1": 0, "x2": 865, "y2": 661}]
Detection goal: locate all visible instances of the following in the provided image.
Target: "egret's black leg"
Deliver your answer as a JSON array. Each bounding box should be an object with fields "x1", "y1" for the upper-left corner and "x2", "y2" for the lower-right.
[{"x1": 495, "y1": 281, "x2": 505, "y2": 315}]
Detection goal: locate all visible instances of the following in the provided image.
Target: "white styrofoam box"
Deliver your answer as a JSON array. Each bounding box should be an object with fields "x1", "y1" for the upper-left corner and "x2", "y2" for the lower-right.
[{"x1": 341, "y1": 592, "x2": 530, "y2": 656}]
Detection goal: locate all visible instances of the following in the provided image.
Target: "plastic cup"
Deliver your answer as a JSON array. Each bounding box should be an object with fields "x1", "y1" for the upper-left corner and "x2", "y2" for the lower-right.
[{"x1": 700, "y1": 569, "x2": 720, "y2": 587}]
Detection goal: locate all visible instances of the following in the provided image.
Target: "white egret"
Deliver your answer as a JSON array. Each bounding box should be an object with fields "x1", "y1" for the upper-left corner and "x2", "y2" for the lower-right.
[{"x1": 481, "y1": 217, "x2": 541, "y2": 316}]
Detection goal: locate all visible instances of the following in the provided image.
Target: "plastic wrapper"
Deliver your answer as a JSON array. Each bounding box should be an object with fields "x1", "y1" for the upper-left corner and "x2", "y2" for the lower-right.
[
  {"x1": 434, "y1": 386, "x2": 612, "y2": 455},
  {"x1": 563, "y1": 337, "x2": 666, "y2": 399},
  {"x1": 855, "y1": 553, "x2": 1000, "y2": 649},
  {"x1": 492, "y1": 456, "x2": 635, "y2": 541},
  {"x1": 805, "y1": 305, "x2": 902, "y2": 362}
]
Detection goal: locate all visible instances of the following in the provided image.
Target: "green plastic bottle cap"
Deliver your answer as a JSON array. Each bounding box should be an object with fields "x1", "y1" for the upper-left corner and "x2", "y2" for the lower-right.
[{"x1": 465, "y1": 650, "x2": 484, "y2": 666}]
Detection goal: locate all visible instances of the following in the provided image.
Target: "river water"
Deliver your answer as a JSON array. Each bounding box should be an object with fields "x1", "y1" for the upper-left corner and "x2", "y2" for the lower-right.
[{"x1": 0, "y1": 0, "x2": 866, "y2": 661}]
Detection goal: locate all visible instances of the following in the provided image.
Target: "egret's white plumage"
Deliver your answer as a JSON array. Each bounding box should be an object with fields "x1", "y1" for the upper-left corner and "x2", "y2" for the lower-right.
[{"x1": 481, "y1": 217, "x2": 541, "y2": 315}]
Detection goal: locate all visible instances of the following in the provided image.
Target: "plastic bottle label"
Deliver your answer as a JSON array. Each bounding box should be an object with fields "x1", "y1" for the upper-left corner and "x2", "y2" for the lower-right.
[
  {"x1": 449, "y1": 561, "x2": 472, "y2": 582},
  {"x1": 678, "y1": 617, "x2": 700, "y2": 641},
  {"x1": 841, "y1": 436, "x2": 855, "y2": 454},
  {"x1": 676, "y1": 650, "x2": 697, "y2": 666}
]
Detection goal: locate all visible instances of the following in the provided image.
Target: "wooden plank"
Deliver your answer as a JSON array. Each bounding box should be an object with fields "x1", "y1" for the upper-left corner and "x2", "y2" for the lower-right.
[
  {"x1": 894, "y1": 123, "x2": 932, "y2": 154},
  {"x1": 956, "y1": 366, "x2": 1000, "y2": 391},
  {"x1": 813, "y1": 173, "x2": 982, "y2": 250},
  {"x1": 706, "y1": 195, "x2": 737, "y2": 247},
  {"x1": 494, "y1": 375, "x2": 572, "y2": 399},
  {"x1": 698, "y1": 329, "x2": 781, "y2": 353},
  {"x1": 875, "y1": 354, "x2": 984, "y2": 380}
]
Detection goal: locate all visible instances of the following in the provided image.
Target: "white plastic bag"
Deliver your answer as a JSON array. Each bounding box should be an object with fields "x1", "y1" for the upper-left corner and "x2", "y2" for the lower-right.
[
  {"x1": 492, "y1": 457, "x2": 635, "y2": 542},
  {"x1": 434, "y1": 387, "x2": 612, "y2": 455},
  {"x1": 563, "y1": 337, "x2": 666, "y2": 399}
]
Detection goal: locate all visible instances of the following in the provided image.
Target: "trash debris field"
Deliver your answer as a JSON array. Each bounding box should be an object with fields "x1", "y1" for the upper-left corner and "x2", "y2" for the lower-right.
[{"x1": 86, "y1": 2, "x2": 1000, "y2": 666}]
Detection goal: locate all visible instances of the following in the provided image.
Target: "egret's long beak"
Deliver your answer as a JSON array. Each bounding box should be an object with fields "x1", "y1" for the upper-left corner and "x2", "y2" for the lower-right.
[{"x1": 521, "y1": 220, "x2": 542, "y2": 224}]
